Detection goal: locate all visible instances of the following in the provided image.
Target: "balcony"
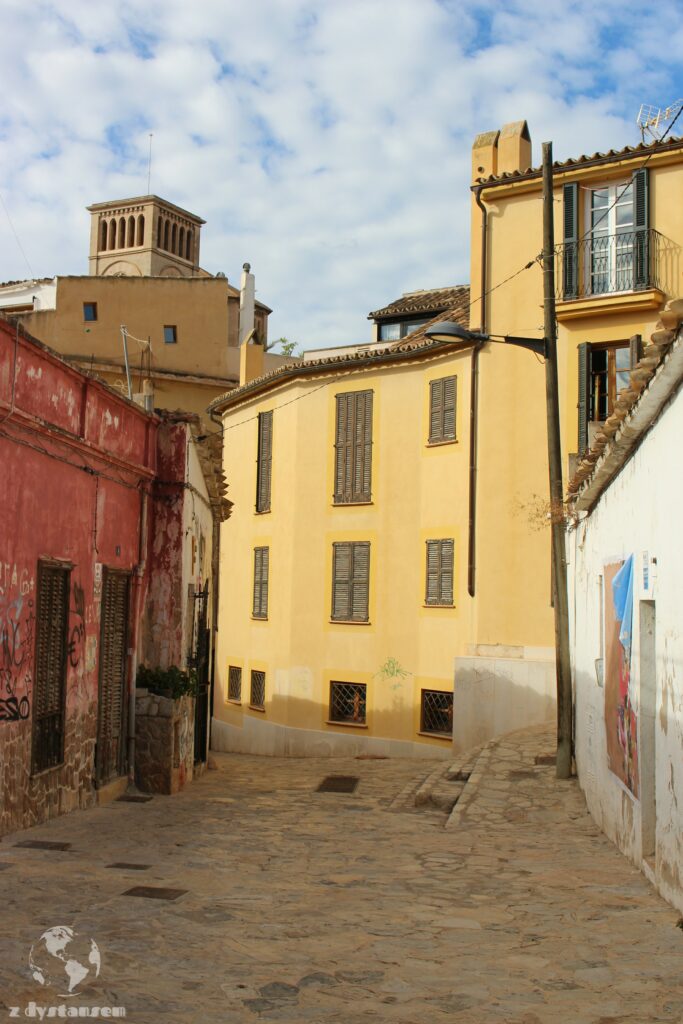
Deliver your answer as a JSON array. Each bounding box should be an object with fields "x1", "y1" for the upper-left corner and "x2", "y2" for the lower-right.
[{"x1": 555, "y1": 229, "x2": 678, "y2": 321}]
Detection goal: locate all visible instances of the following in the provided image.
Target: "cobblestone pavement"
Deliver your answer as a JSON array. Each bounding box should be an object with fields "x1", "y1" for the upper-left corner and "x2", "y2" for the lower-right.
[{"x1": 0, "y1": 724, "x2": 681, "y2": 1024}]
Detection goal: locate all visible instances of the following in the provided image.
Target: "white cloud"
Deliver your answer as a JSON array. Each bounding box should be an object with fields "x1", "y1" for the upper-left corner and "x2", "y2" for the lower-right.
[{"x1": 1, "y1": 0, "x2": 682, "y2": 348}]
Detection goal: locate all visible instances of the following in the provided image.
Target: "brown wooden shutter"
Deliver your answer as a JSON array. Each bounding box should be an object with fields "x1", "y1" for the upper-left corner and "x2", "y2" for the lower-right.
[
  {"x1": 440, "y1": 539, "x2": 454, "y2": 604},
  {"x1": 577, "y1": 342, "x2": 592, "y2": 455},
  {"x1": 97, "y1": 570, "x2": 130, "y2": 784},
  {"x1": 429, "y1": 376, "x2": 456, "y2": 442},
  {"x1": 443, "y1": 377, "x2": 456, "y2": 440},
  {"x1": 334, "y1": 394, "x2": 348, "y2": 502},
  {"x1": 361, "y1": 391, "x2": 373, "y2": 500},
  {"x1": 629, "y1": 333, "x2": 643, "y2": 368},
  {"x1": 253, "y1": 547, "x2": 269, "y2": 618},
  {"x1": 429, "y1": 380, "x2": 443, "y2": 442},
  {"x1": 256, "y1": 411, "x2": 273, "y2": 513},
  {"x1": 351, "y1": 542, "x2": 370, "y2": 621},
  {"x1": 425, "y1": 541, "x2": 440, "y2": 604},
  {"x1": 332, "y1": 542, "x2": 351, "y2": 619},
  {"x1": 32, "y1": 562, "x2": 70, "y2": 773},
  {"x1": 334, "y1": 391, "x2": 373, "y2": 502}
]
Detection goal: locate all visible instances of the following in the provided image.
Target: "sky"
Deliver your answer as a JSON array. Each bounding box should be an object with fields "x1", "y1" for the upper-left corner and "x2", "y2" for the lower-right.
[{"x1": 2, "y1": 0, "x2": 683, "y2": 351}]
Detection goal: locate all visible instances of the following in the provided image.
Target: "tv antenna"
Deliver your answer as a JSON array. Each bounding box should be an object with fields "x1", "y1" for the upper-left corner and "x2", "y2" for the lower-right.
[
  {"x1": 636, "y1": 99, "x2": 683, "y2": 142},
  {"x1": 146, "y1": 133, "x2": 153, "y2": 194}
]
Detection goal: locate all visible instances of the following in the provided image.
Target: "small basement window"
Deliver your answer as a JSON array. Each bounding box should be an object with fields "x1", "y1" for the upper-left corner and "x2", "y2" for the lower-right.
[
  {"x1": 329, "y1": 681, "x2": 367, "y2": 725},
  {"x1": 83, "y1": 302, "x2": 98, "y2": 322},
  {"x1": 420, "y1": 689, "x2": 453, "y2": 736},
  {"x1": 250, "y1": 670, "x2": 266, "y2": 709},
  {"x1": 163, "y1": 325, "x2": 178, "y2": 345},
  {"x1": 228, "y1": 666, "x2": 242, "y2": 702}
]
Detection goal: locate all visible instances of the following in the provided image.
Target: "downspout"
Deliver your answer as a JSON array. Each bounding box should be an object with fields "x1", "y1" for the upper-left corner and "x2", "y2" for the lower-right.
[
  {"x1": 207, "y1": 408, "x2": 224, "y2": 752},
  {"x1": 468, "y1": 185, "x2": 488, "y2": 597},
  {"x1": 127, "y1": 486, "x2": 149, "y2": 785}
]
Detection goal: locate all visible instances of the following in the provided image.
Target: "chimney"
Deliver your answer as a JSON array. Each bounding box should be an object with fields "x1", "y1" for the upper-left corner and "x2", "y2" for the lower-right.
[
  {"x1": 472, "y1": 129, "x2": 499, "y2": 182},
  {"x1": 497, "y1": 120, "x2": 531, "y2": 176},
  {"x1": 239, "y1": 330, "x2": 264, "y2": 386},
  {"x1": 239, "y1": 262, "x2": 255, "y2": 345}
]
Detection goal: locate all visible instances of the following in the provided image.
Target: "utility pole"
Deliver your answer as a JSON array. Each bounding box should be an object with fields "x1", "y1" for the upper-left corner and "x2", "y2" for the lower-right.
[{"x1": 542, "y1": 141, "x2": 573, "y2": 779}]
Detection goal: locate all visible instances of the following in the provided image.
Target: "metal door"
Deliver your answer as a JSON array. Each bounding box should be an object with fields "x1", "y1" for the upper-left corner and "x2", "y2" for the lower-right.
[{"x1": 192, "y1": 581, "x2": 210, "y2": 764}]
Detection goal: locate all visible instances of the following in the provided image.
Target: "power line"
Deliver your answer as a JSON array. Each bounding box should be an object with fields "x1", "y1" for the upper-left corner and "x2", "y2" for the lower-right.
[{"x1": 0, "y1": 190, "x2": 35, "y2": 279}]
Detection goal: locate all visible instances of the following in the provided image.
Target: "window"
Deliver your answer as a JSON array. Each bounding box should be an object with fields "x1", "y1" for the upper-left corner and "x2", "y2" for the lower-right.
[
  {"x1": 83, "y1": 302, "x2": 98, "y2": 322},
  {"x1": 378, "y1": 318, "x2": 429, "y2": 341},
  {"x1": 420, "y1": 689, "x2": 453, "y2": 736},
  {"x1": 334, "y1": 390, "x2": 373, "y2": 503},
  {"x1": 577, "y1": 336, "x2": 641, "y2": 452},
  {"x1": 425, "y1": 539, "x2": 454, "y2": 606},
  {"x1": 250, "y1": 670, "x2": 266, "y2": 708},
  {"x1": 331, "y1": 542, "x2": 370, "y2": 622},
  {"x1": 329, "y1": 681, "x2": 367, "y2": 725},
  {"x1": 163, "y1": 325, "x2": 177, "y2": 345},
  {"x1": 228, "y1": 666, "x2": 242, "y2": 702},
  {"x1": 562, "y1": 169, "x2": 650, "y2": 299},
  {"x1": 252, "y1": 547, "x2": 269, "y2": 619},
  {"x1": 32, "y1": 562, "x2": 70, "y2": 773},
  {"x1": 256, "y1": 411, "x2": 273, "y2": 512},
  {"x1": 429, "y1": 376, "x2": 456, "y2": 443}
]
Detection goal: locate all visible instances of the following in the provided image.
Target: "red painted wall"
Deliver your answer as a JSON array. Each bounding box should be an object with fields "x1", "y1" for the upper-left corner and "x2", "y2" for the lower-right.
[{"x1": 0, "y1": 318, "x2": 157, "y2": 834}]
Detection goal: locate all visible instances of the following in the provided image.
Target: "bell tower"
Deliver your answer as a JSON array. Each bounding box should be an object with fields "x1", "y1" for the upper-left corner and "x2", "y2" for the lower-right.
[{"x1": 87, "y1": 195, "x2": 205, "y2": 277}]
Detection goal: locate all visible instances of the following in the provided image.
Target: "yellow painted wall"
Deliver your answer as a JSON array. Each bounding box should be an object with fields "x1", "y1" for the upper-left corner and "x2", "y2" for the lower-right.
[{"x1": 215, "y1": 351, "x2": 476, "y2": 750}]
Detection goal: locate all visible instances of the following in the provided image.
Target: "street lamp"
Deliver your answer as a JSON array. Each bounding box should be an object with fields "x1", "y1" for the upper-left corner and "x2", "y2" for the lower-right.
[{"x1": 425, "y1": 148, "x2": 573, "y2": 783}]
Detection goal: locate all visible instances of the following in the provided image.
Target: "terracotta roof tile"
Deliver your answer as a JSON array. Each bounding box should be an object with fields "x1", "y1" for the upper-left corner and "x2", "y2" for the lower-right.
[{"x1": 369, "y1": 285, "x2": 469, "y2": 320}]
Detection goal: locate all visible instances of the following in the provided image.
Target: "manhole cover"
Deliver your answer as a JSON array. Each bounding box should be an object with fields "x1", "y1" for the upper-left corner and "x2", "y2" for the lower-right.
[
  {"x1": 117, "y1": 794, "x2": 154, "y2": 803},
  {"x1": 317, "y1": 776, "x2": 359, "y2": 793},
  {"x1": 14, "y1": 840, "x2": 72, "y2": 851},
  {"x1": 123, "y1": 886, "x2": 187, "y2": 901},
  {"x1": 107, "y1": 862, "x2": 151, "y2": 870}
]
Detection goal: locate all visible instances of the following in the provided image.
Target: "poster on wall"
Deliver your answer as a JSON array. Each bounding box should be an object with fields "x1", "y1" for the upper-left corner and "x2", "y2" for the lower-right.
[{"x1": 604, "y1": 556, "x2": 639, "y2": 797}]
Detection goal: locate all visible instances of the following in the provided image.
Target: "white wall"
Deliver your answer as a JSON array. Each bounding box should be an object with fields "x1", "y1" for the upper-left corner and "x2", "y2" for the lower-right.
[
  {"x1": 569, "y1": 386, "x2": 683, "y2": 912},
  {"x1": 0, "y1": 279, "x2": 56, "y2": 311},
  {"x1": 181, "y1": 433, "x2": 215, "y2": 667}
]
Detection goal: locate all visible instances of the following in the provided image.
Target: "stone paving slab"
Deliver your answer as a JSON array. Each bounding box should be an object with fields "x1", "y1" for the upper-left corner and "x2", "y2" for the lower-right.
[{"x1": 0, "y1": 727, "x2": 680, "y2": 1023}]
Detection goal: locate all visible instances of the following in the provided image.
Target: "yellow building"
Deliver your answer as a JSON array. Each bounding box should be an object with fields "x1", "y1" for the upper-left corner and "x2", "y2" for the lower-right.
[{"x1": 209, "y1": 121, "x2": 683, "y2": 758}]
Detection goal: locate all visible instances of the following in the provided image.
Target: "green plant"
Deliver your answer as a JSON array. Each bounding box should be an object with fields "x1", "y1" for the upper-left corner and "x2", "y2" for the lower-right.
[{"x1": 136, "y1": 664, "x2": 197, "y2": 699}]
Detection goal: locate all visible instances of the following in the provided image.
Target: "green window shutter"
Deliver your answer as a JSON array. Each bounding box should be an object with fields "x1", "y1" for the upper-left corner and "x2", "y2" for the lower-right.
[
  {"x1": 629, "y1": 333, "x2": 643, "y2": 369},
  {"x1": 439, "y1": 539, "x2": 454, "y2": 605},
  {"x1": 429, "y1": 379, "x2": 443, "y2": 442},
  {"x1": 563, "y1": 182, "x2": 579, "y2": 299},
  {"x1": 334, "y1": 391, "x2": 373, "y2": 503},
  {"x1": 351, "y1": 542, "x2": 370, "y2": 621},
  {"x1": 633, "y1": 168, "x2": 650, "y2": 289},
  {"x1": 425, "y1": 541, "x2": 440, "y2": 604},
  {"x1": 253, "y1": 547, "x2": 269, "y2": 618},
  {"x1": 577, "y1": 342, "x2": 592, "y2": 454},
  {"x1": 332, "y1": 542, "x2": 351, "y2": 619},
  {"x1": 256, "y1": 411, "x2": 273, "y2": 512}
]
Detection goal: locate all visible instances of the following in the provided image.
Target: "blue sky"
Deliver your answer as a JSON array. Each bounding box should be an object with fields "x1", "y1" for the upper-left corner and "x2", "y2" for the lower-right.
[{"x1": 1, "y1": 0, "x2": 683, "y2": 350}]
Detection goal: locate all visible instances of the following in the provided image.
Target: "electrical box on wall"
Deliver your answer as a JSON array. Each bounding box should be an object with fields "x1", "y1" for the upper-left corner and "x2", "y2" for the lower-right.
[{"x1": 639, "y1": 550, "x2": 658, "y2": 600}]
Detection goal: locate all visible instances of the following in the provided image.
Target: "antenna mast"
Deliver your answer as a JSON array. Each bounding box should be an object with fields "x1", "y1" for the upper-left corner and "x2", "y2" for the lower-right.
[
  {"x1": 636, "y1": 99, "x2": 683, "y2": 142},
  {"x1": 147, "y1": 133, "x2": 153, "y2": 193}
]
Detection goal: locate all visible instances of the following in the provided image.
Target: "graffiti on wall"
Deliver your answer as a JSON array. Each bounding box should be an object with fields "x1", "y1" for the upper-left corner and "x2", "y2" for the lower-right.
[
  {"x1": 604, "y1": 557, "x2": 639, "y2": 797},
  {"x1": 0, "y1": 565, "x2": 35, "y2": 722}
]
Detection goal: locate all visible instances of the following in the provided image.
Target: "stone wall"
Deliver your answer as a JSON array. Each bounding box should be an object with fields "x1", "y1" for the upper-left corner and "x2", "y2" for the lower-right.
[{"x1": 135, "y1": 690, "x2": 194, "y2": 794}]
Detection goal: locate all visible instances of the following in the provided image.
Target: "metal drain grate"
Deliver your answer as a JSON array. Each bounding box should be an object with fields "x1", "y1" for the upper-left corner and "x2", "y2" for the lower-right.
[
  {"x1": 117, "y1": 794, "x2": 154, "y2": 803},
  {"x1": 534, "y1": 753, "x2": 556, "y2": 766},
  {"x1": 122, "y1": 886, "x2": 187, "y2": 900},
  {"x1": 107, "y1": 862, "x2": 151, "y2": 871},
  {"x1": 317, "y1": 775, "x2": 359, "y2": 793},
  {"x1": 14, "y1": 840, "x2": 72, "y2": 851}
]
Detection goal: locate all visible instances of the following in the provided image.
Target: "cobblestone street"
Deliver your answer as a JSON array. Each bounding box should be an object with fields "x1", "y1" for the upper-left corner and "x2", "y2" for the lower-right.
[{"x1": 0, "y1": 725, "x2": 680, "y2": 1024}]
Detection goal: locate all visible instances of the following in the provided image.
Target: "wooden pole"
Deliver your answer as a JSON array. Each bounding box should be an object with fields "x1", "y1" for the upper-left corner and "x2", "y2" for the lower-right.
[{"x1": 542, "y1": 141, "x2": 573, "y2": 779}]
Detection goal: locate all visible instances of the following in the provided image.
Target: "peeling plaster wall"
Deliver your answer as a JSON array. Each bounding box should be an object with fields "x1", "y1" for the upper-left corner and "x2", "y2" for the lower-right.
[
  {"x1": 569, "y1": 384, "x2": 683, "y2": 912},
  {"x1": 181, "y1": 435, "x2": 214, "y2": 665},
  {"x1": 0, "y1": 319, "x2": 156, "y2": 834}
]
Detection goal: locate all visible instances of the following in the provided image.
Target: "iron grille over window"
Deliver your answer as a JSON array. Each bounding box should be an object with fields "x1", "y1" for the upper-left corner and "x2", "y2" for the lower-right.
[
  {"x1": 96, "y1": 571, "x2": 130, "y2": 785},
  {"x1": 252, "y1": 547, "x2": 269, "y2": 619},
  {"x1": 32, "y1": 562, "x2": 70, "y2": 774},
  {"x1": 429, "y1": 376, "x2": 457, "y2": 443},
  {"x1": 334, "y1": 390, "x2": 373, "y2": 503},
  {"x1": 256, "y1": 410, "x2": 273, "y2": 512},
  {"x1": 250, "y1": 670, "x2": 265, "y2": 708},
  {"x1": 228, "y1": 666, "x2": 242, "y2": 702},
  {"x1": 329, "y1": 681, "x2": 367, "y2": 724},
  {"x1": 425, "y1": 539, "x2": 454, "y2": 606},
  {"x1": 421, "y1": 689, "x2": 453, "y2": 736},
  {"x1": 331, "y1": 542, "x2": 370, "y2": 621}
]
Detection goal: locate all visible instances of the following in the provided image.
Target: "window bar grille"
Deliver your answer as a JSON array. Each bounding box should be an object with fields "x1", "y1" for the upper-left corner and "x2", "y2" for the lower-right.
[
  {"x1": 329, "y1": 682, "x2": 367, "y2": 724},
  {"x1": 421, "y1": 689, "x2": 453, "y2": 736}
]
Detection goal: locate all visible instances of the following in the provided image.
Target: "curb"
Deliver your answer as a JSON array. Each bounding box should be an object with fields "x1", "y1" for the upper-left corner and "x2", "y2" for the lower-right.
[{"x1": 444, "y1": 737, "x2": 500, "y2": 831}]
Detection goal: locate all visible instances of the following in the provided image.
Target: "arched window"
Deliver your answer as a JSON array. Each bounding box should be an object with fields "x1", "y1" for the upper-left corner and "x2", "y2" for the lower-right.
[
  {"x1": 157, "y1": 217, "x2": 163, "y2": 247},
  {"x1": 109, "y1": 219, "x2": 117, "y2": 250},
  {"x1": 127, "y1": 216, "x2": 135, "y2": 247},
  {"x1": 118, "y1": 217, "x2": 126, "y2": 248},
  {"x1": 178, "y1": 226, "x2": 185, "y2": 258},
  {"x1": 171, "y1": 223, "x2": 177, "y2": 254},
  {"x1": 163, "y1": 220, "x2": 170, "y2": 251},
  {"x1": 100, "y1": 220, "x2": 108, "y2": 251},
  {"x1": 137, "y1": 214, "x2": 145, "y2": 246},
  {"x1": 186, "y1": 229, "x2": 193, "y2": 261}
]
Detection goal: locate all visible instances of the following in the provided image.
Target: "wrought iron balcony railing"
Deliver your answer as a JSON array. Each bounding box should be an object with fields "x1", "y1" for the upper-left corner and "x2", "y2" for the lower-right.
[{"x1": 556, "y1": 229, "x2": 678, "y2": 301}]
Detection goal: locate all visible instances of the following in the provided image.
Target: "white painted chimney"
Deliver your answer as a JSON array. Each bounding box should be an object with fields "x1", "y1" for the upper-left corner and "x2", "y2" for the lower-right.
[{"x1": 239, "y1": 262, "x2": 255, "y2": 345}]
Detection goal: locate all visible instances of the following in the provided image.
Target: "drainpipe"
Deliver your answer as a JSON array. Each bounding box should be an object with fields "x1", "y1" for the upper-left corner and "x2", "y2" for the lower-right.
[
  {"x1": 127, "y1": 487, "x2": 149, "y2": 785},
  {"x1": 468, "y1": 185, "x2": 488, "y2": 597}
]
